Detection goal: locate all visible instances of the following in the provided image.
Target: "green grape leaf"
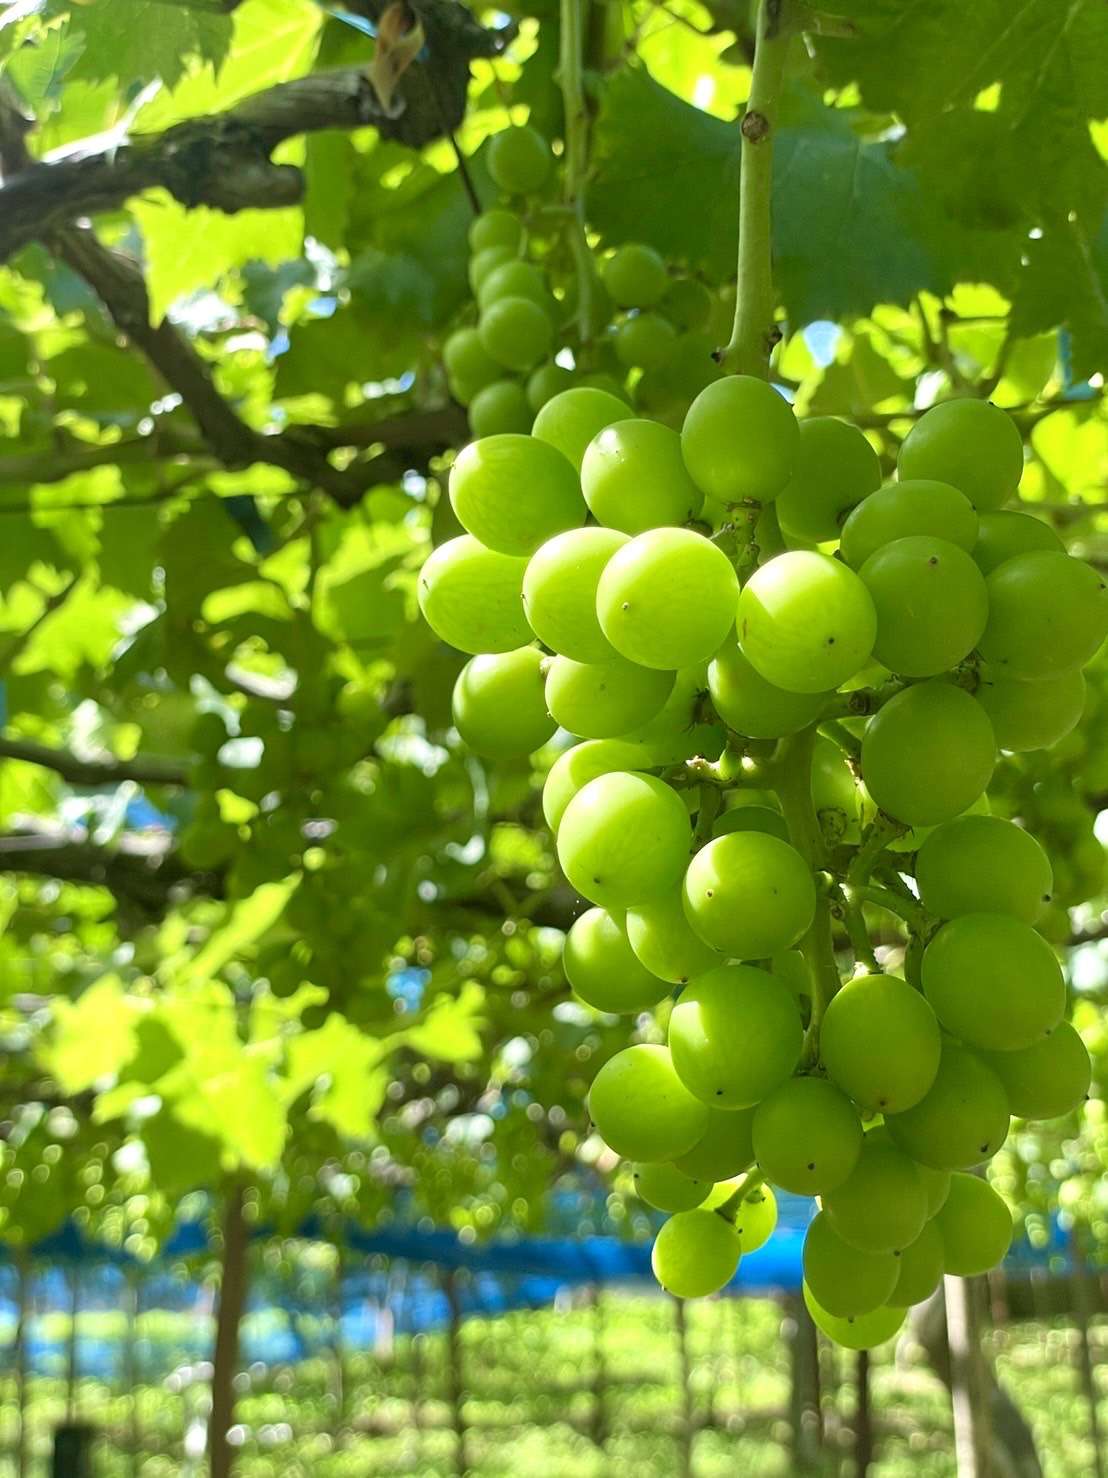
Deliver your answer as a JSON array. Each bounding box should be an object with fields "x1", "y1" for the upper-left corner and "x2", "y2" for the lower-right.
[
  {"x1": 141, "y1": 1113, "x2": 223, "y2": 1197},
  {"x1": 38, "y1": 975, "x2": 138, "y2": 1093},
  {"x1": 176, "y1": 875, "x2": 301, "y2": 988},
  {"x1": 170, "y1": 1056, "x2": 287, "y2": 1171},
  {"x1": 67, "y1": 0, "x2": 234, "y2": 88},
  {"x1": 403, "y1": 981, "x2": 486, "y2": 1063},
  {"x1": 284, "y1": 1014, "x2": 387, "y2": 1139}
]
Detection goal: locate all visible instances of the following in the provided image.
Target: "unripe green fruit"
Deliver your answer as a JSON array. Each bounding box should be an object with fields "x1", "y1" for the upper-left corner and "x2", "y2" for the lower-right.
[
  {"x1": 487, "y1": 124, "x2": 552, "y2": 195},
  {"x1": 468, "y1": 379, "x2": 532, "y2": 437},
  {"x1": 803, "y1": 1211, "x2": 898, "y2": 1317},
  {"x1": 667, "y1": 964, "x2": 802, "y2": 1109},
  {"x1": 452, "y1": 647, "x2": 556, "y2": 758},
  {"x1": 681, "y1": 375, "x2": 799, "y2": 504},
  {"x1": 672, "y1": 1105, "x2": 756, "y2": 1181},
  {"x1": 588, "y1": 1044, "x2": 709, "y2": 1161},
  {"x1": 632, "y1": 1162, "x2": 709, "y2": 1213},
  {"x1": 753, "y1": 1077, "x2": 862, "y2": 1196},
  {"x1": 933, "y1": 1173, "x2": 1013, "y2": 1276},
  {"x1": 602, "y1": 243, "x2": 668, "y2": 308},
  {"x1": 897, "y1": 398, "x2": 1024, "y2": 511},
  {"x1": 564, "y1": 907, "x2": 670, "y2": 1015},
  {"x1": 652, "y1": 1209, "x2": 742, "y2": 1298},
  {"x1": 479, "y1": 297, "x2": 554, "y2": 372}
]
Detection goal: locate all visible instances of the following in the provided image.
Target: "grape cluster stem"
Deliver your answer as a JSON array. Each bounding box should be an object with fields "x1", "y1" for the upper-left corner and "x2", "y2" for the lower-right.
[{"x1": 714, "y1": 1167, "x2": 766, "y2": 1225}]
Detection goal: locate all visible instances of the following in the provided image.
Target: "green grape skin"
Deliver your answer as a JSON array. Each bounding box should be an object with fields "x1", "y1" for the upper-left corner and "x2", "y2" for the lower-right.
[
  {"x1": 933, "y1": 1173, "x2": 1013, "y2": 1277},
  {"x1": 588, "y1": 1044, "x2": 709, "y2": 1162},
  {"x1": 477, "y1": 259, "x2": 552, "y2": 314},
  {"x1": 822, "y1": 1140, "x2": 929, "y2": 1254},
  {"x1": 486, "y1": 124, "x2": 552, "y2": 195},
  {"x1": 522, "y1": 527, "x2": 628, "y2": 662},
  {"x1": 602, "y1": 243, "x2": 669, "y2": 308},
  {"x1": 979, "y1": 551, "x2": 1108, "y2": 678},
  {"x1": 976, "y1": 667, "x2": 1086, "y2": 752},
  {"x1": 866, "y1": 1125, "x2": 952, "y2": 1216},
  {"x1": 622, "y1": 665, "x2": 719, "y2": 754},
  {"x1": 707, "y1": 641, "x2": 827, "y2": 739},
  {"x1": 921, "y1": 913, "x2": 1064, "y2": 1052},
  {"x1": 738, "y1": 551, "x2": 877, "y2": 695},
  {"x1": 450, "y1": 434, "x2": 585, "y2": 557},
  {"x1": 803, "y1": 1287, "x2": 906, "y2": 1351},
  {"x1": 557, "y1": 770, "x2": 692, "y2": 909},
  {"x1": 632, "y1": 1161, "x2": 709, "y2": 1213},
  {"x1": 468, "y1": 208, "x2": 524, "y2": 255},
  {"x1": 615, "y1": 313, "x2": 678, "y2": 370},
  {"x1": 418, "y1": 535, "x2": 530, "y2": 654},
  {"x1": 545, "y1": 654, "x2": 675, "y2": 738},
  {"x1": 667, "y1": 964, "x2": 803, "y2": 1109},
  {"x1": 888, "y1": 1220, "x2": 945, "y2": 1308},
  {"x1": 468, "y1": 244, "x2": 516, "y2": 293},
  {"x1": 532, "y1": 387, "x2": 633, "y2": 471},
  {"x1": 452, "y1": 648, "x2": 556, "y2": 758},
  {"x1": 752, "y1": 1077, "x2": 863, "y2": 1196},
  {"x1": 860, "y1": 535, "x2": 989, "y2": 677},
  {"x1": 682, "y1": 831, "x2": 816, "y2": 960},
  {"x1": 479, "y1": 297, "x2": 554, "y2": 372},
  {"x1": 733, "y1": 1184, "x2": 777, "y2": 1253},
  {"x1": 563, "y1": 907, "x2": 670, "y2": 1015},
  {"x1": 712, "y1": 805, "x2": 789, "y2": 843},
  {"x1": 663, "y1": 277, "x2": 713, "y2": 332},
  {"x1": 973, "y1": 509, "x2": 1064, "y2": 574},
  {"x1": 884, "y1": 1041, "x2": 1010, "y2": 1170},
  {"x1": 443, "y1": 327, "x2": 501, "y2": 402},
  {"x1": 652, "y1": 1209, "x2": 742, "y2": 1299},
  {"x1": 980, "y1": 1022, "x2": 1091, "y2": 1120},
  {"x1": 812, "y1": 734, "x2": 863, "y2": 845},
  {"x1": 672, "y1": 1105, "x2": 757, "y2": 1181},
  {"x1": 860, "y1": 681, "x2": 995, "y2": 827},
  {"x1": 802, "y1": 1211, "x2": 899, "y2": 1318},
  {"x1": 526, "y1": 362, "x2": 575, "y2": 412},
  {"x1": 469, "y1": 380, "x2": 532, "y2": 437},
  {"x1": 596, "y1": 528, "x2": 739, "y2": 671},
  {"x1": 819, "y1": 974, "x2": 941, "y2": 1114},
  {"x1": 775, "y1": 417, "x2": 882, "y2": 544},
  {"x1": 542, "y1": 739, "x2": 655, "y2": 832},
  {"x1": 580, "y1": 372, "x2": 631, "y2": 403},
  {"x1": 915, "y1": 815, "x2": 1053, "y2": 923},
  {"x1": 839, "y1": 480, "x2": 979, "y2": 569},
  {"x1": 625, "y1": 891, "x2": 723, "y2": 985},
  {"x1": 897, "y1": 398, "x2": 1024, "y2": 511},
  {"x1": 772, "y1": 949, "x2": 812, "y2": 1008},
  {"x1": 581, "y1": 419, "x2": 703, "y2": 533},
  {"x1": 681, "y1": 375, "x2": 800, "y2": 504}
]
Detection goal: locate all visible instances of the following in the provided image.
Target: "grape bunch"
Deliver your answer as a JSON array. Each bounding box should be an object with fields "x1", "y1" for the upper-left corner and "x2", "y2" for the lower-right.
[{"x1": 422, "y1": 188, "x2": 1106, "y2": 1347}]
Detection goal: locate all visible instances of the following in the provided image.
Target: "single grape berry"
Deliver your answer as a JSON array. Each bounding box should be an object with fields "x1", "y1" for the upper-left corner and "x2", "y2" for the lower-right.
[
  {"x1": 452, "y1": 648, "x2": 556, "y2": 758},
  {"x1": 775, "y1": 416, "x2": 882, "y2": 543},
  {"x1": 921, "y1": 913, "x2": 1065, "y2": 1052},
  {"x1": 589, "y1": 1045, "x2": 709, "y2": 1163},
  {"x1": 581, "y1": 419, "x2": 703, "y2": 533},
  {"x1": 667, "y1": 964, "x2": 803, "y2": 1108},
  {"x1": 752, "y1": 1077, "x2": 863, "y2": 1196},
  {"x1": 980, "y1": 1022, "x2": 1091, "y2": 1120},
  {"x1": 557, "y1": 770, "x2": 692, "y2": 909},
  {"x1": 545, "y1": 654, "x2": 675, "y2": 739},
  {"x1": 897, "y1": 399, "x2": 1024, "y2": 511},
  {"x1": 479, "y1": 296, "x2": 555, "y2": 373},
  {"x1": 802, "y1": 1211, "x2": 898, "y2": 1318},
  {"x1": 933, "y1": 1173, "x2": 1013, "y2": 1276},
  {"x1": 860, "y1": 681, "x2": 995, "y2": 827},
  {"x1": 632, "y1": 1162, "x2": 709, "y2": 1213},
  {"x1": 450, "y1": 434, "x2": 585, "y2": 556},
  {"x1": 707, "y1": 641, "x2": 826, "y2": 739},
  {"x1": 818, "y1": 973, "x2": 941, "y2": 1114},
  {"x1": 914, "y1": 814, "x2": 1052, "y2": 923},
  {"x1": 681, "y1": 375, "x2": 800, "y2": 504},
  {"x1": 975, "y1": 667, "x2": 1086, "y2": 753},
  {"x1": 884, "y1": 1041, "x2": 1010, "y2": 1170},
  {"x1": 651, "y1": 1209, "x2": 742, "y2": 1298},
  {"x1": 418, "y1": 535, "x2": 530, "y2": 654},
  {"x1": 887, "y1": 1220, "x2": 945, "y2": 1308},
  {"x1": 682, "y1": 830, "x2": 815, "y2": 960},
  {"x1": 803, "y1": 1287, "x2": 906, "y2": 1351},
  {"x1": 672, "y1": 1105, "x2": 756, "y2": 1182},
  {"x1": 468, "y1": 208, "x2": 524, "y2": 255},
  {"x1": 523, "y1": 526, "x2": 628, "y2": 662},
  {"x1": 532, "y1": 386, "x2": 633, "y2": 471},
  {"x1": 625, "y1": 890, "x2": 722, "y2": 985},
  {"x1": 978, "y1": 550, "x2": 1108, "y2": 679},
  {"x1": 468, "y1": 380, "x2": 532, "y2": 437},
  {"x1": 563, "y1": 907, "x2": 670, "y2": 1015},
  {"x1": 487, "y1": 124, "x2": 552, "y2": 195},
  {"x1": 973, "y1": 509, "x2": 1063, "y2": 573},
  {"x1": 738, "y1": 551, "x2": 877, "y2": 694},
  {"x1": 823, "y1": 1139, "x2": 930, "y2": 1255},
  {"x1": 602, "y1": 243, "x2": 669, "y2": 308},
  {"x1": 859, "y1": 535, "x2": 988, "y2": 677}
]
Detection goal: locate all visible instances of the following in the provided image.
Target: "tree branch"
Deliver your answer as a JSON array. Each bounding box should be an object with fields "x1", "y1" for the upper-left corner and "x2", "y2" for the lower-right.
[
  {"x1": 0, "y1": 737, "x2": 188, "y2": 788},
  {"x1": 0, "y1": 823, "x2": 220, "y2": 911}
]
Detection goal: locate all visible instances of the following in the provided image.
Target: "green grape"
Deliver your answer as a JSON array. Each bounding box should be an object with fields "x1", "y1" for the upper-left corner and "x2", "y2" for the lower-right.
[
  {"x1": 468, "y1": 208, "x2": 523, "y2": 254},
  {"x1": 897, "y1": 399, "x2": 1024, "y2": 511},
  {"x1": 884, "y1": 1041, "x2": 1009, "y2": 1169},
  {"x1": 557, "y1": 770, "x2": 692, "y2": 909},
  {"x1": 443, "y1": 327, "x2": 501, "y2": 402},
  {"x1": 542, "y1": 738, "x2": 656, "y2": 831},
  {"x1": 775, "y1": 417, "x2": 882, "y2": 544},
  {"x1": 681, "y1": 375, "x2": 800, "y2": 504},
  {"x1": 859, "y1": 536, "x2": 989, "y2": 677},
  {"x1": 625, "y1": 890, "x2": 723, "y2": 985},
  {"x1": 632, "y1": 1161, "x2": 709, "y2": 1213},
  {"x1": 452, "y1": 648, "x2": 555, "y2": 757},
  {"x1": 545, "y1": 654, "x2": 675, "y2": 738},
  {"x1": 973, "y1": 509, "x2": 1064, "y2": 573},
  {"x1": 450, "y1": 434, "x2": 584, "y2": 556},
  {"x1": 839, "y1": 480, "x2": 979, "y2": 569},
  {"x1": 663, "y1": 277, "x2": 713, "y2": 332},
  {"x1": 486, "y1": 124, "x2": 552, "y2": 195},
  {"x1": 738, "y1": 552, "x2": 877, "y2": 694},
  {"x1": 523, "y1": 527, "x2": 628, "y2": 661},
  {"x1": 933, "y1": 1173, "x2": 1013, "y2": 1276},
  {"x1": 651, "y1": 1209, "x2": 742, "y2": 1298},
  {"x1": 468, "y1": 379, "x2": 530, "y2": 437},
  {"x1": 771, "y1": 949, "x2": 812, "y2": 1006},
  {"x1": 532, "y1": 386, "x2": 633, "y2": 470},
  {"x1": 802, "y1": 1211, "x2": 899, "y2": 1317},
  {"x1": 860, "y1": 681, "x2": 995, "y2": 826},
  {"x1": 623, "y1": 664, "x2": 709, "y2": 747},
  {"x1": 588, "y1": 1044, "x2": 709, "y2": 1162},
  {"x1": 602, "y1": 243, "x2": 669, "y2": 308},
  {"x1": 976, "y1": 667, "x2": 1086, "y2": 752},
  {"x1": 922, "y1": 913, "x2": 1064, "y2": 1051},
  {"x1": 526, "y1": 362, "x2": 575, "y2": 412},
  {"x1": 823, "y1": 1139, "x2": 929, "y2": 1254},
  {"x1": 981, "y1": 1021, "x2": 1091, "y2": 1120},
  {"x1": 672, "y1": 1105, "x2": 756, "y2": 1181},
  {"x1": 580, "y1": 371, "x2": 631, "y2": 402},
  {"x1": 614, "y1": 312, "x2": 678, "y2": 370},
  {"x1": 812, "y1": 734, "x2": 863, "y2": 845},
  {"x1": 888, "y1": 1220, "x2": 945, "y2": 1308},
  {"x1": 563, "y1": 907, "x2": 670, "y2": 1014},
  {"x1": 979, "y1": 551, "x2": 1108, "y2": 678},
  {"x1": 915, "y1": 814, "x2": 1053, "y2": 922},
  {"x1": 477, "y1": 259, "x2": 551, "y2": 314},
  {"x1": 638, "y1": 331, "x2": 722, "y2": 421},
  {"x1": 803, "y1": 1287, "x2": 906, "y2": 1351},
  {"x1": 707, "y1": 640, "x2": 828, "y2": 738},
  {"x1": 712, "y1": 805, "x2": 789, "y2": 842},
  {"x1": 581, "y1": 419, "x2": 703, "y2": 533},
  {"x1": 682, "y1": 831, "x2": 816, "y2": 960},
  {"x1": 734, "y1": 1184, "x2": 777, "y2": 1253},
  {"x1": 479, "y1": 297, "x2": 554, "y2": 372},
  {"x1": 596, "y1": 528, "x2": 739, "y2": 670},
  {"x1": 819, "y1": 973, "x2": 941, "y2": 1114},
  {"x1": 418, "y1": 535, "x2": 530, "y2": 654},
  {"x1": 867, "y1": 1125, "x2": 953, "y2": 1215},
  {"x1": 468, "y1": 244, "x2": 516, "y2": 292},
  {"x1": 667, "y1": 964, "x2": 803, "y2": 1108},
  {"x1": 752, "y1": 1077, "x2": 863, "y2": 1195}
]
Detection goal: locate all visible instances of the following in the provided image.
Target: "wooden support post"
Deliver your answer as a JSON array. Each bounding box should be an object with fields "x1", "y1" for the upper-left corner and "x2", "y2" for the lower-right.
[
  {"x1": 672, "y1": 1294, "x2": 694, "y2": 1478},
  {"x1": 1070, "y1": 1230, "x2": 1105, "y2": 1478},
  {"x1": 125, "y1": 1269, "x2": 141, "y2": 1478},
  {"x1": 442, "y1": 1268, "x2": 467, "y2": 1478},
  {"x1": 330, "y1": 1247, "x2": 346, "y2": 1439},
  {"x1": 945, "y1": 1275, "x2": 992, "y2": 1478},
  {"x1": 208, "y1": 1181, "x2": 249, "y2": 1478},
  {"x1": 786, "y1": 1293, "x2": 822, "y2": 1470},
  {"x1": 854, "y1": 1349, "x2": 873, "y2": 1477},
  {"x1": 15, "y1": 1256, "x2": 29, "y2": 1478},
  {"x1": 730, "y1": 1294, "x2": 745, "y2": 1428},
  {"x1": 65, "y1": 1263, "x2": 79, "y2": 1422},
  {"x1": 589, "y1": 1284, "x2": 607, "y2": 1452}
]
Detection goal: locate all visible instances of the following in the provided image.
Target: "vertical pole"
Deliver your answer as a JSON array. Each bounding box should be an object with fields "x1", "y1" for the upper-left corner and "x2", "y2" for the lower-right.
[
  {"x1": 443, "y1": 1268, "x2": 467, "y2": 1478},
  {"x1": 15, "y1": 1255, "x2": 29, "y2": 1478},
  {"x1": 786, "y1": 1293, "x2": 822, "y2": 1470},
  {"x1": 672, "y1": 1294, "x2": 694, "y2": 1478},
  {"x1": 1070, "y1": 1230, "x2": 1105, "y2": 1478},
  {"x1": 208, "y1": 1180, "x2": 249, "y2": 1478},
  {"x1": 854, "y1": 1349, "x2": 873, "y2": 1477},
  {"x1": 944, "y1": 1275, "x2": 992, "y2": 1478},
  {"x1": 125, "y1": 1268, "x2": 141, "y2": 1478},
  {"x1": 65, "y1": 1263, "x2": 79, "y2": 1423},
  {"x1": 730, "y1": 1294, "x2": 745, "y2": 1429},
  {"x1": 589, "y1": 1284, "x2": 607, "y2": 1452}
]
